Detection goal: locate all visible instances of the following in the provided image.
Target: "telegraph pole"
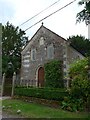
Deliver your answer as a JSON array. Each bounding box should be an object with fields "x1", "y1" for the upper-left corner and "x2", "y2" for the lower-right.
[{"x1": 0, "y1": 23, "x2": 2, "y2": 96}]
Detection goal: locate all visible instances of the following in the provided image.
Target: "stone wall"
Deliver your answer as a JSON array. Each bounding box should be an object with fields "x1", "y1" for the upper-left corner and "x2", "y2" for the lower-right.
[
  {"x1": 21, "y1": 25, "x2": 84, "y2": 87},
  {"x1": 21, "y1": 25, "x2": 66, "y2": 86}
]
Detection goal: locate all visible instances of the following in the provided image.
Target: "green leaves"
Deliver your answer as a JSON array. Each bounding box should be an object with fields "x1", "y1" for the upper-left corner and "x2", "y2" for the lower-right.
[
  {"x1": 68, "y1": 35, "x2": 90, "y2": 56},
  {"x1": 2, "y1": 22, "x2": 28, "y2": 76},
  {"x1": 69, "y1": 58, "x2": 88, "y2": 79},
  {"x1": 15, "y1": 87, "x2": 68, "y2": 101},
  {"x1": 44, "y1": 60, "x2": 64, "y2": 88},
  {"x1": 68, "y1": 58, "x2": 90, "y2": 111},
  {"x1": 62, "y1": 97, "x2": 84, "y2": 112},
  {"x1": 76, "y1": 1, "x2": 90, "y2": 24}
]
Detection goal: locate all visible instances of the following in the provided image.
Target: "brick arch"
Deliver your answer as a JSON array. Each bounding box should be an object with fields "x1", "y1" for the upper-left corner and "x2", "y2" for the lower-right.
[{"x1": 38, "y1": 67, "x2": 44, "y2": 87}]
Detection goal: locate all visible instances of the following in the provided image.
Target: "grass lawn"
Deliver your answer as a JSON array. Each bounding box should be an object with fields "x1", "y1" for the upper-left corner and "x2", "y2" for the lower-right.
[{"x1": 2, "y1": 99, "x2": 89, "y2": 118}]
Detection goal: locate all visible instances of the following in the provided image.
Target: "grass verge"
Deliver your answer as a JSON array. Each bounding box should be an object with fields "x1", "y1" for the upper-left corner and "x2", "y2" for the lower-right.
[{"x1": 2, "y1": 99, "x2": 89, "y2": 118}]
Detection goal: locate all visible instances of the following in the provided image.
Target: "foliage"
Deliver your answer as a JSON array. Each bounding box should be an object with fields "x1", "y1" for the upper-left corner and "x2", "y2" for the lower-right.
[
  {"x1": 2, "y1": 22, "x2": 28, "y2": 76},
  {"x1": 62, "y1": 96, "x2": 84, "y2": 112},
  {"x1": 44, "y1": 60, "x2": 64, "y2": 88},
  {"x1": 69, "y1": 58, "x2": 88, "y2": 79},
  {"x1": 63, "y1": 58, "x2": 90, "y2": 112},
  {"x1": 67, "y1": 35, "x2": 90, "y2": 56},
  {"x1": 62, "y1": 77, "x2": 90, "y2": 112},
  {"x1": 14, "y1": 87, "x2": 68, "y2": 101},
  {"x1": 76, "y1": 1, "x2": 90, "y2": 25},
  {"x1": 71, "y1": 75, "x2": 89, "y2": 98},
  {"x1": 69, "y1": 58, "x2": 90, "y2": 99}
]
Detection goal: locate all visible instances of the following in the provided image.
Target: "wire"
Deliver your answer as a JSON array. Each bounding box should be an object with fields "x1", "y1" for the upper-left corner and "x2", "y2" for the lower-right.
[
  {"x1": 19, "y1": 0, "x2": 61, "y2": 26},
  {"x1": 25, "y1": 0, "x2": 77, "y2": 31}
]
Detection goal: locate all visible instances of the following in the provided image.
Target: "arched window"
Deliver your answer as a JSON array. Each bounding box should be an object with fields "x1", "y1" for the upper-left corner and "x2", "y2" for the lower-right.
[
  {"x1": 39, "y1": 37, "x2": 44, "y2": 45},
  {"x1": 31, "y1": 49, "x2": 36, "y2": 61},
  {"x1": 47, "y1": 44, "x2": 54, "y2": 59}
]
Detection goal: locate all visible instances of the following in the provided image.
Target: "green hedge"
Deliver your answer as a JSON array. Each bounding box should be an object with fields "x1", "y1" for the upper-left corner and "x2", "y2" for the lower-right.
[{"x1": 15, "y1": 87, "x2": 68, "y2": 101}]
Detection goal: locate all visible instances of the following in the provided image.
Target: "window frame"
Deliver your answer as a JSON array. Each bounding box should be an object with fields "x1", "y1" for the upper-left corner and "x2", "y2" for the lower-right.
[
  {"x1": 47, "y1": 44, "x2": 54, "y2": 59},
  {"x1": 31, "y1": 48, "x2": 36, "y2": 61}
]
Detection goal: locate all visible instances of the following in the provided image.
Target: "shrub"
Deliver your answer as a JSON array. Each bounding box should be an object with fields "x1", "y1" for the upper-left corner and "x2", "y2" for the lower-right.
[
  {"x1": 62, "y1": 96, "x2": 84, "y2": 112},
  {"x1": 71, "y1": 75, "x2": 89, "y2": 99},
  {"x1": 63, "y1": 58, "x2": 90, "y2": 112},
  {"x1": 69, "y1": 58, "x2": 88, "y2": 80},
  {"x1": 14, "y1": 87, "x2": 68, "y2": 101},
  {"x1": 44, "y1": 60, "x2": 64, "y2": 88},
  {"x1": 69, "y1": 58, "x2": 90, "y2": 105}
]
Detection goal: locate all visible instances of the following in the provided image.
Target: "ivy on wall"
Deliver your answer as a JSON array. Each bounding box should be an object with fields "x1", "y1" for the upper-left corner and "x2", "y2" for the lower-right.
[{"x1": 44, "y1": 60, "x2": 64, "y2": 88}]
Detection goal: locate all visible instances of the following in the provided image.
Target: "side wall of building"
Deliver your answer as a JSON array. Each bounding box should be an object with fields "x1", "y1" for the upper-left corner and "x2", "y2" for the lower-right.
[{"x1": 62, "y1": 43, "x2": 84, "y2": 87}]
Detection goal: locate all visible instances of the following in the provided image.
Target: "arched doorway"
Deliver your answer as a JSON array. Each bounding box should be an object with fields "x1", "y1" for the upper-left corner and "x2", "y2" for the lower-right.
[{"x1": 38, "y1": 67, "x2": 44, "y2": 87}]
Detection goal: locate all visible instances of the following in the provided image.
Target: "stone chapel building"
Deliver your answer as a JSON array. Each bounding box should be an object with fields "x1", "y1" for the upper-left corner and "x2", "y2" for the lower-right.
[{"x1": 21, "y1": 24, "x2": 84, "y2": 87}]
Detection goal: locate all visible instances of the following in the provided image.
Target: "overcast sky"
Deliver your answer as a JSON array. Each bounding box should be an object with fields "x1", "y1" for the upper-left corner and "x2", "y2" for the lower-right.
[{"x1": 0, "y1": 0, "x2": 88, "y2": 39}]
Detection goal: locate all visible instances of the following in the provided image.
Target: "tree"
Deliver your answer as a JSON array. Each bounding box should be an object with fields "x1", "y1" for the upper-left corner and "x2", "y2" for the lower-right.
[
  {"x1": 67, "y1": 35, "x2": 90, "y2": 56},
  {"x1": 76, "y1": 1, "x2": 90, "y2": 24},
  {"x1": 2, "y1": 22, "x2": 28, "y2": 77}
]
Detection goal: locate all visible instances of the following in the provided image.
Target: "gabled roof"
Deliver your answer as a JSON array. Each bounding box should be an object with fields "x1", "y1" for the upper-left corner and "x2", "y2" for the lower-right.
[
  {"x1": 22, "y1": 24, "x2": 67, "y2": 53},
  {"x1": 21, "y1": 24, "x2": 84, "y2": 58},
  {"x1": 41, "y1": 25, "x2": 67, "y2": 41}
]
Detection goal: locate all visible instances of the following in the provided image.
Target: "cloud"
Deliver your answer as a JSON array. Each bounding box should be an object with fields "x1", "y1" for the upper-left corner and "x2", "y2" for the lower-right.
[
  {"x1": 0, "y1": 0, "x2": 15, "y2": 24},
  {"x1": 0, "y1": 0, "x2": 88, "y2": 39}
]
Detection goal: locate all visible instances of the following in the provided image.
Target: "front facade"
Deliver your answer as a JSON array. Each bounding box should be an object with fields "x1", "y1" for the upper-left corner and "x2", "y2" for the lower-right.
[{"x1": 21, "y1": 24, "x2": 84, "y2": 87}]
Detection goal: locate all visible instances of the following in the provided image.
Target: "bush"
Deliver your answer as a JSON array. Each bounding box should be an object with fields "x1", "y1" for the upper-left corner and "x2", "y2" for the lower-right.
[
  {"x1": 44, "y1": 60, "x2": 64, "y2": 88},
  {"x1": 63, "y1": 58, "x2": 90, "y2": 112},
  {"x1": 69, "y1": 58, "x2": 90, "y2": 107},
  {"x1": 62, "y1": 96, "x2": 84, "y2": 112},
  {"x1": 14, "y1": 87, "x2": 68, "y2": 101},
  {"x1": 69, "y1": 58, "x2": 88, "y2": 80},
  {"x1": 71, "y1": 75, "x2": 89, "y2": 99}
]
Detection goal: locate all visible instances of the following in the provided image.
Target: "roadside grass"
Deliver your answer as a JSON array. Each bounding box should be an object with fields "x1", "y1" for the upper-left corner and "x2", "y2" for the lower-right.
[
  {"x1": 2, "y1": 99, "x2": 89, "y2": 118},
  {"x1": 0, "y1": 99, "x2": 2, "y2": 105}
]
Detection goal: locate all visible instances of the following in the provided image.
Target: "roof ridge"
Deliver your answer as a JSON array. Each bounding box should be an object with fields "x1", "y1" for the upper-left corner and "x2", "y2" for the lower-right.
[
  {"x1": 22, "y1": 24, "x2": 67, "y2": 53},
  {"x1": 42, "y1": 25, "x2": 67, "y2": 41}
]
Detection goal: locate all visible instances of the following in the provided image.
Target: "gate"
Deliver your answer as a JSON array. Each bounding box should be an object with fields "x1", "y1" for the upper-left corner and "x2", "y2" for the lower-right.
[{"x1": 3, "y1": 78, "x2": 12, "y2": 96}]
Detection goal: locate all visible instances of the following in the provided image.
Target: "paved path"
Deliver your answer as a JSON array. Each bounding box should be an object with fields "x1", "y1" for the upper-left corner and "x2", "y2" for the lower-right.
[{"x1": 0, "y1": 96, "x2": 11, "y2": 100}]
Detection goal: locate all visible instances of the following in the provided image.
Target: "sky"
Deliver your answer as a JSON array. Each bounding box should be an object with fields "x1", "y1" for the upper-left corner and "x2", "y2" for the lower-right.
[{"x1": 0, "y1": 0, "x2": 88, "y2": 40}]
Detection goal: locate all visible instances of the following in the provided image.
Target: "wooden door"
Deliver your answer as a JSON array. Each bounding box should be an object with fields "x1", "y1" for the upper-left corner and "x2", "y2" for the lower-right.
[{"x1": 38, "y1": 67, "x2": 44, "y2": 87}]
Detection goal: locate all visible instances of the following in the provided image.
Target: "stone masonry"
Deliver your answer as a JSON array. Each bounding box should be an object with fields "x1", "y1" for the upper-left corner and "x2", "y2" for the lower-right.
[{"x1": 21, "y1": 24, "x2": 84, "y2": 87}]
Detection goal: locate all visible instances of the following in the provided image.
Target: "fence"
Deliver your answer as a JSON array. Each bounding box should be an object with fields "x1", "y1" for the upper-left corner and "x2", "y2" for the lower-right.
[
  {"x1": 20, "y1": 79, "x2": 37, "y2": 87},
  {"x1": 2, "y1": 72, "x2": 16, "y2": 96}
]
